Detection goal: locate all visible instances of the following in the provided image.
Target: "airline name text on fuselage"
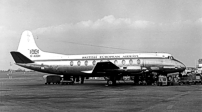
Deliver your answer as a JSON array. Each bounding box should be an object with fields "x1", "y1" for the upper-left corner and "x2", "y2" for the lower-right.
[{"x1": 82, "y1": 55, "x2": 138, "y2": 59}]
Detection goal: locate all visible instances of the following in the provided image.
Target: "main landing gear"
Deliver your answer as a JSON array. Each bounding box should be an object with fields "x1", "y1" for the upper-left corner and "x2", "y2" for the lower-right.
[
  {"x1": 73, "y1": 76, "x2": 85, "y2": 84},
  {"x1": 106, "y1": 76, "x2": 117, "y2": 86},
  {"x1": 61, "y1": 76, "x2": 74, "y2": 85},
  {"x1": 61, "y1": 76, "x2": 86, "y2": 85},
  {"x1": 80, "y1": 76, "x2": 85, "y2": 84}
]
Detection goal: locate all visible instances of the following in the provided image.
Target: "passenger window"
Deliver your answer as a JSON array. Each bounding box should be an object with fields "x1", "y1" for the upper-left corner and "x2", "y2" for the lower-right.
[
  {"x1": 85, "y1": 60, "x2": 88, "y2": 66},
  {"x1": 122, "y1": 60, "x2": 126, "y2": 65},
  {"x1": 137, "y1": 59, "x2": 141, "y2": 65},
  {"x1": 70, "y1": 61, "x2": 73, "y2": 66},
  {"x1": 77, "y1": 61, "x2": 81, "y2": 66},
  {"x1": 129, "y1": 59, "x2": 133, "y2": 65},
  {"x1": 114, "y1": 60, "x2": 118, "y2": 65},
  {"x1": 92, "y1": 60, "x2": 96, "y2": 65}
]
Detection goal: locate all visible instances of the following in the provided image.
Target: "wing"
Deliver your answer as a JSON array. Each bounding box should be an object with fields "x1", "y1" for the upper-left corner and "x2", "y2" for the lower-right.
[
  {"x1": 93, "y1": 61, "x2": 119, "y2": 74},
  {"x1": 82, "y1": 61, "x2": 119, "y2": 74},
  {"x1": 82, "y1": 61, "x2": 144, "y2": 75}
]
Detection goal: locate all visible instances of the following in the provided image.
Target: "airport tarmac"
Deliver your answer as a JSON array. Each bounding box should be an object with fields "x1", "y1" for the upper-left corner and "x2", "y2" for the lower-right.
[{"x1": 0, "y1": 72, "x2": 202, "y2": 112}]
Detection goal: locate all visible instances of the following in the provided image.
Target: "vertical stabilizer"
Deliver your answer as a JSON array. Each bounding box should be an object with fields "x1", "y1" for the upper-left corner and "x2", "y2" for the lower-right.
[{"x1": 17, "y1": 30, "x2": 42, "y2": 59}]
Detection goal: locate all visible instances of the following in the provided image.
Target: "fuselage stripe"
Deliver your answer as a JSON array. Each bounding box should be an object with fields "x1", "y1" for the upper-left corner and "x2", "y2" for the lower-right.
[{"x1": 33, "y1": 57, "x2": 169, "y2": 62}]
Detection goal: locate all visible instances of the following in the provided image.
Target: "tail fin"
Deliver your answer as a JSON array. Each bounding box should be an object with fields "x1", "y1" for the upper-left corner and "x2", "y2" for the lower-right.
[
  {"x1": 10, "y1": 51, "x2": 34, "y2": 63},
  {"x1": 15, "y1": 30, "x2": 62, "y2": 61},
  {"x1": 17, "y1": 30, "x2": 43, "y2": 59}
]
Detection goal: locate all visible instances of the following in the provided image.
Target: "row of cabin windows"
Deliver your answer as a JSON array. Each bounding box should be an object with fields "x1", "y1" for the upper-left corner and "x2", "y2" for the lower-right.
[{"x1": 69, "y1": 59, "x2": 141, "y2": 66}]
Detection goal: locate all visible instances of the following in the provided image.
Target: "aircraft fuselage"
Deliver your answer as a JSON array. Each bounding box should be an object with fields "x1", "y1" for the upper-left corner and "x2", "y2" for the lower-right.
[{"x1": 17, "y1": 55, "x2": 185, "y2": 77}]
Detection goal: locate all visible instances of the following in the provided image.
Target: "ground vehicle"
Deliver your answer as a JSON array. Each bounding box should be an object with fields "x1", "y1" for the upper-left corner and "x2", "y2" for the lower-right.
[
  {"x1": 191, "y1": 73, "x2": 202, "y2": 84},
  {"x1": 157, "y1": 75, "x2": 167, "y2": 86},
  {"x1": 60, "y1": 79, "x2": 74, "y2": 85},
  {"x1": 44, "y1": 75, "x2": 62, "y2": 84},
  {"x1": 44, "y1": 75, "x2": 74, "y2": 85},
  {"x1": 157, "y1": 75, "x2": 174, "y2": 86},
  {"x1": 178, "y1": 73, "x2": 202, "y2": 85}
]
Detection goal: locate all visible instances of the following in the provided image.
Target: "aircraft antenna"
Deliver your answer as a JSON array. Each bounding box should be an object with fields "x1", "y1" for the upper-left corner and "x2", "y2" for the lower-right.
[{"x1": 36, "y1": 37, "x2": 157, "y2": 53}]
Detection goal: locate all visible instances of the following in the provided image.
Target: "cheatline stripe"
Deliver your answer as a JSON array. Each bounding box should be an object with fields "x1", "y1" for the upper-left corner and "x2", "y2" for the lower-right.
[{"x1": 32, "y1": 57, "x2": 168, "y2": 62}]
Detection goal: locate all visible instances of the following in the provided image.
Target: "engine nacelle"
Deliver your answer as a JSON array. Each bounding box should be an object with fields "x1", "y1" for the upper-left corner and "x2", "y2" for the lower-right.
[{"x1": 120, "y1": 66, "x2": 142, "y2": 73}]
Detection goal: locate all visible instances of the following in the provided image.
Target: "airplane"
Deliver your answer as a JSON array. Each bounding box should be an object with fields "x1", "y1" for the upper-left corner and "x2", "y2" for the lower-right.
[{"x1": 10, "y1": 30, "x2": 186, "y2": 85}]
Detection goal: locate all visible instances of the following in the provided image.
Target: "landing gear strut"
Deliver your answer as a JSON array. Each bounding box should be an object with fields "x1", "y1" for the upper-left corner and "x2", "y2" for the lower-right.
[
  {"x1": 80, "y1": 76, "x2": 85, "y2": 84},
  {"x1": 73, "y1": 76, "x2": 85, "y2": 84},
  {"x1": 133, "y1": 75, "x2": 139, "y2": 85},
  {"x1": 61, "y1": 75, "x2": 74, "y2": 85}
]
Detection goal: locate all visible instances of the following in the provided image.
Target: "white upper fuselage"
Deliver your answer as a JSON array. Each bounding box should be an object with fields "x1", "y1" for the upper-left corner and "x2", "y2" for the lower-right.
[
  {"x1": 32, "y1": 51, "x2": 172, "y2": 66},
  {"x1": 32, "y1": 52, "x2": 171, "y2": 61}
]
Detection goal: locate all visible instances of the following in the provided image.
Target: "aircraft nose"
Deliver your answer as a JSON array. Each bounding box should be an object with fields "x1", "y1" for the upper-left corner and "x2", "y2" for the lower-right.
[
  {"x1": 179, "y1": 62, "x2": 186, "y2": 71},
  {"x1": 174, "y1": 59, "x2": 186, "y2": 71}
]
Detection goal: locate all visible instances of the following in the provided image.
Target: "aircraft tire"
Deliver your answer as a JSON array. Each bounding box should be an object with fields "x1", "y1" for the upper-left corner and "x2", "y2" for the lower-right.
[{"x1": 107, "y1": 80, "x2": 113, "y2": 85}]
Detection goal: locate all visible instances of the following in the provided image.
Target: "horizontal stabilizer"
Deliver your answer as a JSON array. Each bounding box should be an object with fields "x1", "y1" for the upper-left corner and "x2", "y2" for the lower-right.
[{"x1": 10, "y1": 51, "x2": 34, "y2": 63}]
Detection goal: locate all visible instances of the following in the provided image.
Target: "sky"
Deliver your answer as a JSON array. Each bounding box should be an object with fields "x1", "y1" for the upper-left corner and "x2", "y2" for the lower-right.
[{"x1": 0, "y1": 0, "x2": 202, "y2": 70}]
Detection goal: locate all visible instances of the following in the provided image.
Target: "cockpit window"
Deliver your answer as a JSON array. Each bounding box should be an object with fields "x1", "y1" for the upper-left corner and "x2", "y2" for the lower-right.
[{"x1": 168, "y1": 56, "x2": 174, "y2": 60}]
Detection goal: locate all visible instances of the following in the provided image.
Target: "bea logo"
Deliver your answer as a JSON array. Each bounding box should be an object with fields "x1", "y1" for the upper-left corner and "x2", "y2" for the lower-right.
[{"x1": 30, "y1": 49, "x2": 39, "y2": 54}]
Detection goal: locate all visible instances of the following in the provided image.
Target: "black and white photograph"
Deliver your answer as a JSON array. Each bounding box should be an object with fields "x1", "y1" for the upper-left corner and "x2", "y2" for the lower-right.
[{"x1": 0, "y1": 0, "x2": 202, "y2": 111}]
